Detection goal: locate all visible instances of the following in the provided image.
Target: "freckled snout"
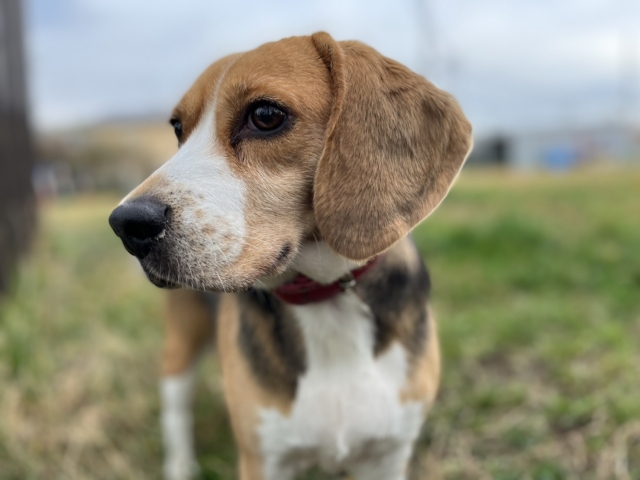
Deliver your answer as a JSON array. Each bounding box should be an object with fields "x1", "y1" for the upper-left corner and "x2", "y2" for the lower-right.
[{"x1": 109, "y1": 197, "x2": 170, "y2": 259}]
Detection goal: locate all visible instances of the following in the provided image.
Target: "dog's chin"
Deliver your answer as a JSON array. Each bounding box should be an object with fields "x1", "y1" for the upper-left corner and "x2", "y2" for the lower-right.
[
  {"x1": 143, "y1": 268, "x2": 181, "y2": 289},
  {"x1": 141, "y1": 263, "x2": 250, "y2": 292}
]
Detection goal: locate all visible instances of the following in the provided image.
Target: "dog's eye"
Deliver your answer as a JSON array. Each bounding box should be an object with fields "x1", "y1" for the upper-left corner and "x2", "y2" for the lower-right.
[
  {"x1": 170, "y1": 117, "x2": 183, "y2": 142},
  {"x1": 231, "y1": 100, "x2": 291, "y2": 147},
  {"x1": 248, "y1": 104, "x2": 286, "y2": 131}
]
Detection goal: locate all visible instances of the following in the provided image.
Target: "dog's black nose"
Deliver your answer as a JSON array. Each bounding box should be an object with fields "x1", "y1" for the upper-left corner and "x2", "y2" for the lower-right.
[{"x1": 109, "y1": 197, "x2": 169, "y2": 259}]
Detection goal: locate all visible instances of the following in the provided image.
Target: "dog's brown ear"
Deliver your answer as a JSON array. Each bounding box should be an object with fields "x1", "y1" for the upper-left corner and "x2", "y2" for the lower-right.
[{"x1": 311, "y1": 32, "x2": 473, "y2": 261}]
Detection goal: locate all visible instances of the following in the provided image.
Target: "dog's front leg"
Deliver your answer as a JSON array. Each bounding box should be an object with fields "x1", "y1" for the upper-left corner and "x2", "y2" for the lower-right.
[
  {"x1": 161, "y1": 289, "x2": 217, "y2": 480},
  {"x1": 238, "y1": 450, "x2": 277, "y2": 480},
  {"x1": 161, "y1": 369, "x2": 198, "y2": 480}
]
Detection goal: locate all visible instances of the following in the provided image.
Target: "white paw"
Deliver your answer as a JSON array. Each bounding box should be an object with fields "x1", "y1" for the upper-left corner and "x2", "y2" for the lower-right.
[{"x1": 163, "y1": 454, "x2": 200, "y2": 480}]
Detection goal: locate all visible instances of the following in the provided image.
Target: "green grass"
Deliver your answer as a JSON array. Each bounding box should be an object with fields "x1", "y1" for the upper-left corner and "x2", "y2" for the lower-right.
[{"x1": 1, "y1": 170, "x2": 639, "y2": 479}]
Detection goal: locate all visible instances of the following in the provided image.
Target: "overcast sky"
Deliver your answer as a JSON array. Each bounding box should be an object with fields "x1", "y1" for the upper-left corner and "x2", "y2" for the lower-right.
[{"x1": 25, "y1": 0, "x2": 640, "y2": 135}]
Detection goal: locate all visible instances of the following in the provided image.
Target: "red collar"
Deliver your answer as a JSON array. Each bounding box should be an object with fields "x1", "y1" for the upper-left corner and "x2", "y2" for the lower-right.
[{"x1": 273, "y1": 256, "x2": 381, "y2": 305}]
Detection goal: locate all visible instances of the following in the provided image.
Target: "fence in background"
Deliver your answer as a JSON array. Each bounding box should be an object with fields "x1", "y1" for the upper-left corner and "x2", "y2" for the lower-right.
[{"x1": 0, "y1": 0, "x2": 35, "y2": 295}]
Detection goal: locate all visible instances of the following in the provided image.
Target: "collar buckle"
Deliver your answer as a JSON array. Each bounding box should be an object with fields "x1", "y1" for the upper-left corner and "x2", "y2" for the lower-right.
[{"x1": 338, "y1": 272, "x2": 357, "y2": 291}]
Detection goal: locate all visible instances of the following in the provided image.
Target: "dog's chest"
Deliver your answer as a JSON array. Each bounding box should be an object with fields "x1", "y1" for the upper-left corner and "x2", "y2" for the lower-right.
[{"x1": 257, "y1": 291, "x2": 423, "y2": 475}]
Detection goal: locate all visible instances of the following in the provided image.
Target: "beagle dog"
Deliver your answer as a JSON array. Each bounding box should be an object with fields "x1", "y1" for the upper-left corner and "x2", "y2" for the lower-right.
[{"x1": 109, "y1": 32, "x2": 472, "y2": 480}]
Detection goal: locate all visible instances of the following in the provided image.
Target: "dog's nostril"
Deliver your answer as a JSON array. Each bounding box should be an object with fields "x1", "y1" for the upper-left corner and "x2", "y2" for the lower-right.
[
  {"x1": 108, "y1": 197, "x2": 169, "y2": 258},
  {"x1": 127, "y1": 220, "x2": 163, "y2": 240}
]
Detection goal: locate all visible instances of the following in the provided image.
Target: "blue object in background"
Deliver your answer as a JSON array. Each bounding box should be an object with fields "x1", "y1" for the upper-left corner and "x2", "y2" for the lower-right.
[{"x1": 542, "y1": 145, "x2": 579, "y2": 171}]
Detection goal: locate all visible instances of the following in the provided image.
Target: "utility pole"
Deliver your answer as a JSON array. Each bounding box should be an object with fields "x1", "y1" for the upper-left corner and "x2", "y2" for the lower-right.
[
  {"x1": 619, "y1": 0, "x2": 639, "y2": 126},
  {"x1": 0, "y1": 0, "x2": 35, "y2": 295}
]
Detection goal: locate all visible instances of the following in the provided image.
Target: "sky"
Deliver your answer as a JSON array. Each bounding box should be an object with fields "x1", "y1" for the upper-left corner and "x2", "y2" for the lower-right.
[{"x1": 25, "y1": 0, "x2": 640, "y2": 135}]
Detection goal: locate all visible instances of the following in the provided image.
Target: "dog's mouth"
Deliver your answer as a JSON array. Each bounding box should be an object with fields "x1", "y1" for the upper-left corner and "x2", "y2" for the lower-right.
[
  {"x1": 131, "y1": 229, "x2": 247, "y2": 292},
  {"x1": 137, "y1": 246, "x2": 295, "y2": 293}
]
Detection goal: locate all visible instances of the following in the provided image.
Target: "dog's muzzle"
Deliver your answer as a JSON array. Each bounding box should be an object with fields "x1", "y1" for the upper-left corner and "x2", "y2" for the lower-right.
[{"x1": 108, "y1": 197, "x2": 170, "y2": 259}]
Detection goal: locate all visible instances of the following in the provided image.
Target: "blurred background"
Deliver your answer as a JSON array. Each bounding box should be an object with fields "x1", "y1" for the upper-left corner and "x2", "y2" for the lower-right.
[{"x1": 1, "y1": 0, "x2": 639, "y2": 478}]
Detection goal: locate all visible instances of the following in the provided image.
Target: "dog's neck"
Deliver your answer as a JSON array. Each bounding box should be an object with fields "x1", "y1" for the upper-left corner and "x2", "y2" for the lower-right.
[{"x1": 255, "y1": 241, "x2": 363, "y2": 291}]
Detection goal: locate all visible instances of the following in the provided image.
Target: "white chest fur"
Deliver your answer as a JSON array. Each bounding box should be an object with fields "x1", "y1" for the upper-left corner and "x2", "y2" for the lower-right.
[{"x1": 257, "y1": 290, "x2": 424, "y2": 479}]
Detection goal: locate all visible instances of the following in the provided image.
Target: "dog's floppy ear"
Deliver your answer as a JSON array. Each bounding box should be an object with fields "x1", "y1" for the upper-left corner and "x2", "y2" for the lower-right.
[{"x1": 311, "y1": 32, "x2": 473, "y2": 261}]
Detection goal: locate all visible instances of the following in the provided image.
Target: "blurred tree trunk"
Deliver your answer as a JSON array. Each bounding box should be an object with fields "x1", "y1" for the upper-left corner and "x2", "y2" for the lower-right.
[{"x1": 0, "y1": 0, "x2": 35, "y2": 295}]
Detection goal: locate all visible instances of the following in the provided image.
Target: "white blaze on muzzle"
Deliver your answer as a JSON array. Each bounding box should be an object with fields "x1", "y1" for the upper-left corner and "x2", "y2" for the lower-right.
[{"x1": 123, "y1": 100, "x2": 247, "y2": 268}]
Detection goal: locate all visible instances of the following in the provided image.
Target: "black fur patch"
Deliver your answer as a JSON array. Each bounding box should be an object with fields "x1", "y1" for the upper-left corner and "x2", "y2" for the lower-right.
[
  {"x1": 356, "y1": 240, "x2": 431, "y2": 359},
  {"x1": 238, "y1": 289, "x2": 307, "y2": 398},
  {"x1": 276, "y1": 243, "x2": 292, "y2": 263}
]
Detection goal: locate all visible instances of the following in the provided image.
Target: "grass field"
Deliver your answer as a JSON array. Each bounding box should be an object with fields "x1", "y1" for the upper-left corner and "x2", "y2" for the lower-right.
[{"x1": 0, "y1": 170, "x2": 639, "y2": 480}]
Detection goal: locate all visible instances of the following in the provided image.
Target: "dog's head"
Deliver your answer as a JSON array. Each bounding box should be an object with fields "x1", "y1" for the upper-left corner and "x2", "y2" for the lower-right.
[{"x1": 108, "y1": 32, "x2": 472, "y2": 292}]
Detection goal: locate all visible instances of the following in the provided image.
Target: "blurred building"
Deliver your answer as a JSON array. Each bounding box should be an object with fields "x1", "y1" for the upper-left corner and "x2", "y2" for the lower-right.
[
  {"x1": 468, "y1": 124, "x2": 640, "y2": 170},
  {"x1": 0, "y1": 0, "x2": 35, "y2": 295},
  {"x1": 35, "y1": 118, "x2": 177, "y2": 196}
]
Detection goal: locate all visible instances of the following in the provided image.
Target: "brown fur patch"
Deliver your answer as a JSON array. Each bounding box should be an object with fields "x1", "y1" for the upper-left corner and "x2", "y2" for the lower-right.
[
  {"x1": 162, "y1": 289, "x2": 217, "y2": 375},
  {"x1": 171, "y1": 53, "x2": 241, "y2": 145},
  {"x1": 238, "y1": 453, "x2": 266, "y2": 480},
  {"x1": 401, "y1": 309, "x2": 441, "y2": 407}
]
